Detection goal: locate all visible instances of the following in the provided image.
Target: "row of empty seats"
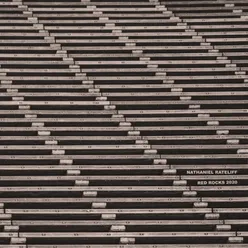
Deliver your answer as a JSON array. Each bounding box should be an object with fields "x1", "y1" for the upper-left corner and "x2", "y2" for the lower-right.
[{"x1": 0, "y1": 0, "x2": 248, "y2": 247}]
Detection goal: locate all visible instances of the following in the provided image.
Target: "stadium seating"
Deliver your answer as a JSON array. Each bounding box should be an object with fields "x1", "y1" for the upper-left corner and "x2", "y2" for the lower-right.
[{"x1": 0, "y1": 0, "x2": 248, "y2": 246}]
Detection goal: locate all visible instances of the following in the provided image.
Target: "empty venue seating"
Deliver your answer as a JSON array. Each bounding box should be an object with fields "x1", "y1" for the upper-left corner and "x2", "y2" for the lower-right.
[{"x1": 0, "y1": 0, "x2": 248, "y2": 247}]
